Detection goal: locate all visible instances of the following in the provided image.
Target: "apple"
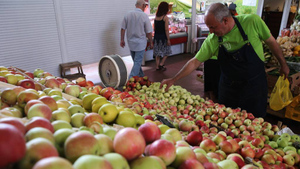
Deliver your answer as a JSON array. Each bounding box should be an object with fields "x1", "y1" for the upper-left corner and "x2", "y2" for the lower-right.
[
  {"x1": 261, "y1": 154, "x2": 276, "y2": 165},
  {"x1": 186, "y1": 131, "x2": 202, "y2": 146},
  {"x1": 178, "y1": 119, "x2": 193, "y2": 132},
  {"x1": 138, "y1": 122, "x2": 161, "y2": 144},
  {"x1": 103, "y1": 153, "x2": 130, "y2": 169},
  {"x1": 241, "y1": 164, "x2": 260, "y2": 169},
  {"x1": 94, "y1": 134, "x2": 114, "y2": 155},
  {"x1": 251, "y1": 138, "x2": 264, "y2": 148},
  {"x1": 147, "y1": 139, "x2": 176, "y2": 166},
  {"x1": 83, "y1": 112, "x2": 103, "y2": 127},
  {"x1": 219, "y1": 140, "x2": 233, "y2": 154},
  {"x1": 206, "y1": 152, "x2": 222, "y2": 161},
  {"x1": 0, "y1": 76, "x2": 8, "y2": 83},
  {"x1": 254, "y1": 147, "x2": 264, "y2": 159},
  {"x1": 116, "y1": 110, "x2": 136, "y2": 127},
  {"x1": 25, "y1": 117, "x2": 54, "y2": 133},
  {"x1": 5, "y1": 74, "x2": 18, "y2": 85},
  {"x1": 202, "y1": 162, "x2": 220, "y2": 169},
  {"x1": 64, "y1": 131, "x2": 100, "y2": 163},
  {"x1": 243, "y1": 119, "x2": 252, "y2": 126},
  {"x1": 48, "y1": 89, "x2": 62, "y2": 97},
  {"x1": 76, "y1": 77, "x2": 87, "y2": 87},
  {"x1": 25, "y1": 127, "x2": 55, "y2": 144},
  {"x1": 212, "y1": 133, "x2": 227, "y2": 145},
  {"x1": 227, "y1": 153, "x2": 245, "y2": 168},
  {"x1": 33, "y1": 68, "x2": 44, "y2": 77},
  {"x1": 39, "y1": 96, "x2": 58, "y2": 112},
  {"x1": 32, "y1": 156, "x2": 73, "y2": 169},
  {"x1": 217, "y1": 159, "x2": 239, "y2": 169},
  {"x1": 240, "y1": 146, "x2": 255, "y2": 159},
  {"x1": 27, "y1": 103, "x2": 52, "y2": 120},
  {"x1": 134, "y1": 114, "x2": 145, "y2": 128},
  {"x1": 0, "y1": 123, "x2": 26, "y2": 168},
  {"x1": 51, "y1": 109, "x2": 71, "y2": 122},
  {"x1": 53, "y1": 128, "x2": 75, "y2": 157},
  {"x1": 44, "y1": 78, "x2": 61, "y2": 89},
  {"x1": 277, "y1": 137, "x2": 289, "y2": 148},
  {"x1": 98, "y1": 103, "x2": 119, "y2": 123},
  {"x1": 18, "y1": 79, "x2": 35, "y2": 89},
  {"x1": 24, "y1": 99, "x2": 43, "y2": 115},
  {"x1": 17, "y1": 90, "x2": 40, "y2": 108},
  {"x1": 113, "y1": 128, "x2": 146, "y2": 161},
  {"x1": 164, "y1": 128, "x2": 182, "y2": 142},
  {"x1": 64, "y1": 84, "x2": 81, "y2": 98},
  {"x1": 73, "y1": 154, "x2": 113, "y2": 169},
  {"x1": 130, "y1": 156, "x2": 165, "y2": 169},
  {"x1": 1, "y1": 88, "x2": 18, "y2": 105},
  {"x1": 51, "y1": 120, "x2": 72, "y2": 132},
  {"x1": 171, "y1": 146, "x2": 197, "y2": 168},
  {"x1": 91, "y1": 96, "x2": 109, "y2": 113},
  {"x1": 71, "y1": 113, "x2": 85, "y2": 128},
  {"x1": 0, "y1": 117, "x2": 25, "y2": 135},
  {"x1": 178, "y1": 159, "x2": 204, "y2": 169},
  {"x1": 200, "y1": 139, "x2": 216, "y2": 153},
  {"x1": 17, "y1": 138, "x2": 58, "y2": 169}
]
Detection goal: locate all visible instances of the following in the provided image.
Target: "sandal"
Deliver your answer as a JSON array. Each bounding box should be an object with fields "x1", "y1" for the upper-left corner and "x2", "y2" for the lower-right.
[
  {"x1": 159, "y1": 65, "x2": 167, "y2": 71},
  {"x1": 156, "y1": 67, "x2": 161, "y2": 71}
]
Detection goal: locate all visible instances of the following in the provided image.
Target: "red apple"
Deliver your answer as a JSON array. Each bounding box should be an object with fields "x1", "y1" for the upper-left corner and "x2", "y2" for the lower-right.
[
  {"x1": 39, "y1": 96, "x2": 58, "y2": 112},
  {"x1": 212, "y1": 133, "x2": 227, "y2": 145},
  {"x1": 186, "y1": 131, "x2": 203, "y2": 146},
  {"x1": 83, "y1": 112, "x2": 103, "y2": 127},
  {"x1": 228, "y1": 139, "x2": 240, "y2": 153},
  {"x1": 86, "y1": 80, "x2": 94, "y2": 88},
  {"x1": 254, "y1": 148, "x2": 264, "y2": 159},
  {"x1": 171, "y1": 146, "x2": 197, "y2": 168},
  {"x1": 178, "y1": 159, "x2": 204, "y2": 169},
  {"x1": 44, "y1": 78, "x2": 61, "y2": 89},
  {"x1": 203, "y1": 162, "x2": 220, "y2": 169},
  {"x1": 147, "y1": 139, "x2": 176, "y2": 166},
  {"x1": 113, "y1": 128, "x2": 146, "y2": 161},
  {"x1": 27, "y1": 103, "x2": 52, "y2": 120},
  {"x1": 179, "y1": 119, "x2": 193, "y2": 132},
  {"x1": 138, "y1": 122, "x2": 161, "y2": 144},
  {"x1": 0, "y1": 76, "x2": 8, "y2": 83},
  {"x1": 76, "y1": 77, "x2": 87, "y2": 87},
  {"x1": 0, "y1": 123, "x2": 26, "y2": 168},
  {"x1": 240, "y1": 146, "x2": 255, "y2": 159},
  {"x1": 227, "y1": 153, "x2": 245, "y2": 168},
  {"x1": 24, "y1": 99, "x2": 43, "y2": 115},
  {"x1": 0, "y1": 117, "x2": 26, "y2": 135},
  {"x1": 17, "y1": 79, "x2": 35, "y2": 89},
  {"x1": 219, "y1": 140, "x2": 233, "y2": 154},
  {"x1": 200, "y1": 139, "x2": 216, "y2": 153},
  {"x1": 24, "y1": 71, "x2": 34, "y2": 79},
  {"x1": 25, "y1": 117, "x2": 54, "y2": 133}
]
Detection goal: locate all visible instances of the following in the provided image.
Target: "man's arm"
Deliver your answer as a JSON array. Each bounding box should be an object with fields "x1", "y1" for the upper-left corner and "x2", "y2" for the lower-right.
[
  {"x1": 264, "y1": 35, "x2": 290, "y2": 78},
  {"x1": 146, "y1": 32, "x2": 153, "y2": 49},
  {"x1": 160, "y1": 57, "x2": 202, "y2": 91},
  {"x1": 120, "y1": 28, "x2": 126, "y2": 48}
]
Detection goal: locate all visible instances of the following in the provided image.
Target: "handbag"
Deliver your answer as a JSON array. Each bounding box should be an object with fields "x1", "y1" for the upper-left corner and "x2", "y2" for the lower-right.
[{"x1": 269, "y1": 75, "x2": 293, "y2": 111}]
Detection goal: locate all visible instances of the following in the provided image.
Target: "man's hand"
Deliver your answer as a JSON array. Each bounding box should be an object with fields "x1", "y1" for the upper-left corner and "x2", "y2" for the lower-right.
[
  {"x1": 120, "y1": 40, "x2": 125, "y2": 48},
  {"x1": 149, "y1": 42, "x2": 153, "y2": 49},
  {"x1": 160, "y1": 78, "x2": 175, "y2": 91},
  {"x1": 280, "y1": 64, "x2": 290, "y2": 79}
]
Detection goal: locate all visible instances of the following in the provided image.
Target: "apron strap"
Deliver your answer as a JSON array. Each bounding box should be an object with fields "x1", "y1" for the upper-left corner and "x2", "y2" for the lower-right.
[{"x1": 218, "y1": 17, "x2": 248, "y2": 42}]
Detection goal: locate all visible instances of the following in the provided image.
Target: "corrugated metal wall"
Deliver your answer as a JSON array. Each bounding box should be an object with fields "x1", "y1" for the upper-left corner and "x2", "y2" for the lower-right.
[{"x1": 0, "y1": 0, "x2": 135, "y2": 76}]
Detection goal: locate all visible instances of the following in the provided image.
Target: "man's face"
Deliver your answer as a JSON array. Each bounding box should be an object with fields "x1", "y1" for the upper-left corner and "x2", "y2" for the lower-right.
[{"x1": 205, "y1": 14, "x2": 227, "y2": 37}]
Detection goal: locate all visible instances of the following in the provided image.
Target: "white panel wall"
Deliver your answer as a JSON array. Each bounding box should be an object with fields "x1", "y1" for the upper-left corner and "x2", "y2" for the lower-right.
[
  {"x1": 0, "y1": 0, "x2": 136, "y2": 76},
  {"x1": 0, "y1": 0, "x2": 62, "y2": 76}
]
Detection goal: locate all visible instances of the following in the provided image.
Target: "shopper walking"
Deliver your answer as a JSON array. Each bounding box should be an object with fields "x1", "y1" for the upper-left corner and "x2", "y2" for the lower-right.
[
  {"x1": 120, "y1": 0, "x2": 153, "y2": 79},
  {"x1": 160, "y1": 3, "x2": 289, "y2": 118},
  {"x1": 153, "y1": 1, "x2": 172, "y2": 71}
]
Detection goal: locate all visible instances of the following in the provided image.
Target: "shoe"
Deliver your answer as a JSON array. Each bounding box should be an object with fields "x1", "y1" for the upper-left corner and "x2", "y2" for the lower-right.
[
  {"x1": 156, "y1": 67, "x2": 161, "y2": 71},
  {"x1": 159, "y1": 65, "x2": 166, "y2": 71}
]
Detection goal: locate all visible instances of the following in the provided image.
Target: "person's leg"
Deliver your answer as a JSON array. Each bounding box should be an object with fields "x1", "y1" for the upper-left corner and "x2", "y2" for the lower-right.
[
  {"x1": 160, "y1": 56, "x2": 168, "y2": 66},
  {"x1": 129, "y1": 50, "x2": 145, "y2": 78},
  {"x1": 155, "y1": 56, "x2": 160, "y2": 70}
]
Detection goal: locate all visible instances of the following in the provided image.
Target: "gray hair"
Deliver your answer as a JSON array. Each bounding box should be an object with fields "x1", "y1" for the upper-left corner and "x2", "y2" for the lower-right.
[
  {"x1": 205, "y1": 3, "x2": 231, "y2": 22},
  {"x1": 136, "y1": 0, "x2": 146, "y2": 7}
]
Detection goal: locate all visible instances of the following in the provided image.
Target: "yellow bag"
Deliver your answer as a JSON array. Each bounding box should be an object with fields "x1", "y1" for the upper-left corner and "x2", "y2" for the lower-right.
[
  {"x1": 285, "y1": 94, "x2": 300, "y2": 122},
  {"x1": 269, "y1": 75, "x2": 293, "y2": 111}
]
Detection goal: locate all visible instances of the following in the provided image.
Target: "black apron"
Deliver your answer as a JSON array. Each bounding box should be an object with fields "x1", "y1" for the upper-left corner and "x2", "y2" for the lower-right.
[{"x1": 217, "y1": 17, "x2": 268, "y2": 118}]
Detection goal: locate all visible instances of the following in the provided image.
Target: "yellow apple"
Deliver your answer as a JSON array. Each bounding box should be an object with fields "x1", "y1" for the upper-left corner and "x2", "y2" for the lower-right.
[
  {"x1": 116, "y1": 110, "x2": 136, "y2": 127},
  {"x1": 98, "y1": 103, "x2": 119, "y2": 123},
  {"x1": 91, "y1": 96, "x2": 109, "y2": 113},
  {"x1": 82, "y1": 93, "x2": 100, "y2": 111}
]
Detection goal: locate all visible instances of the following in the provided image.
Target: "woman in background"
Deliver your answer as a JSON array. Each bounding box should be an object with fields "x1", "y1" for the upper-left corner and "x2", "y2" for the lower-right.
[{"x1": 153, "y1": 1, "x2": 172, "y2": 71}]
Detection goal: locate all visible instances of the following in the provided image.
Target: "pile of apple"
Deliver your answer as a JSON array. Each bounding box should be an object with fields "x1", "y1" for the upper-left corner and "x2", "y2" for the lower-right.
[{"x1": 123, "y1": 76, "x2": 152, "y2": 92}]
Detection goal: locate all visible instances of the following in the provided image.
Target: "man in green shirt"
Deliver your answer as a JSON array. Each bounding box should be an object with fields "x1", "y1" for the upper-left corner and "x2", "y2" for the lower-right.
[{"x1": 160, "y1": 3, "x2": 289, "y2": 117}]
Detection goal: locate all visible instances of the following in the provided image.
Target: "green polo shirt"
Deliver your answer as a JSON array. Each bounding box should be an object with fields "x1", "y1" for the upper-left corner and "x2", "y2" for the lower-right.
[{"x1": 196, "y1": 14, "x2": 271, "y2": 62}]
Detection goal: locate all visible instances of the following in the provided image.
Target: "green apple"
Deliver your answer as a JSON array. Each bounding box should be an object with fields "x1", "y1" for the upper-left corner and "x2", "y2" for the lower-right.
[
  {"x1": 48, "y1": 89, "x2": 62, "y2": 97},
  {"x1": 130, "y1": 156, "x2": 165, "y2": 169},
  {"x1": 164, "y1": 128, "x2": 182, "y2": 142},
  {"x1": 51, "y1": 109, "x2": 71, "y2": 122},
  {"x1": 98, "y1": 103, "x2": 119, "y2": 123},
  {"x1": 73, "y1": 155, "x2": 113, "y2": 169},
  {"x1": 171, "y1": 146, "x2": 196, "y2": 168},
  {"x1": 51, "y1": 95, "x2": 63, "y2": 101},
  {"x1": 15, "y1": 74, "x2": 25, "y2": 82},
  {"x1": 103, "y1": 153, "x2": 130, "y2": 169},
  {"x1": 79, "y1": 126, "x2": 95, "y2": 135},
  {"x1": 91, "y1": 96, "x2": 109, "y2": 113},
  {"x1": 134, "y1": 114, "x2": 145, "y2": 128},
  {"x1": 64, "y1": 132, "x2": 100, "y2": 163},
  {"x1": 68, "y1": 104, "x2": 85, "y2": 115},
  {"x1": 33, "y1": 68, "x2": 44, "y2": 77},
  {"x1": 277, "y1": 137, "x2": 289, "y2": 148},
  {"x1": 94, "y1": 134, "x2": 114, "y2": 155},
  {"x1": 283, "y1": 146, "x2": 297, "y2": 153},
  {"x1": 53, "y1": 128, "x2": 75, "y2": 157},
  {"x1": 25, "y1": 127, "x2": 55, "y2": 144},
  {"x1": 43, "y1": 88, "x2": 52, "y2": 95},
  {"x1": 78, "y1": 91, "x2": 88, "y2": 99},
  {"x1": 268, "y1": 141, "x2": 278, "y2": 149},
  {"x1": 82, "y1": 93, "x2": 100, "y2": 111},
  {"x1": 5, "y1": 74, "x2": 18, "y2": 85},
  {"x1": 217, "y1": 159, "x2": 239, "y2": 169},
  {"x1": 51, "y1": 120, "x2": 72, "y2": 132},
  {"x1": 272, "y1": 135, "x2": 280, "y2": 142},
  {"x1": 71, "y1": 113, "x2": 85, "y2": 128},
  {"x1": 17, "y1": 138, "x2": 58, "y2": 169},
  {"x1": 291, "y1": 134, "x2": 300, "y2": 142},
  {"x1": 1, "y1": 107, "x2": 22, "y2": 118},
  {"x1": 103, "y1": 126, "x2": 117, "y2": 140},
  {"x1": 116, "y1": 110, "x2": 136, "y2": 127},
  {"x1": 158, "y1": 124, "x2": 170, "y2": 134}
]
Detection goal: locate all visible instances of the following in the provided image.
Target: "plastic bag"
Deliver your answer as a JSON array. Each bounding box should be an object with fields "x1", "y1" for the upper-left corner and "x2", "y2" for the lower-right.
[{"x1": 269, "y1": 75, "x2": 293, "y2": 111}]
